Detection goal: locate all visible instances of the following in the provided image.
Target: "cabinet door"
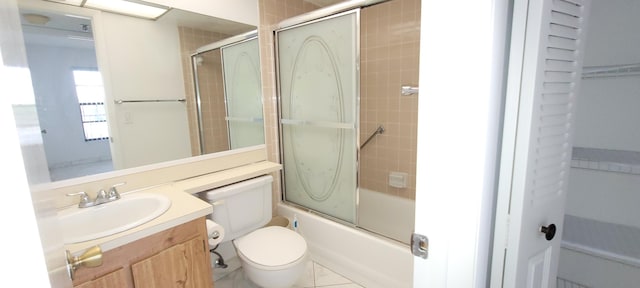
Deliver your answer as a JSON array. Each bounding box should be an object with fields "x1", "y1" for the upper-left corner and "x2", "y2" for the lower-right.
[
  {"x1": 75, "y1": 268, "x2": 127, "y2": 288},
  {"x1": 131, "y1": 237, "x2": 212, "y2": 288}
]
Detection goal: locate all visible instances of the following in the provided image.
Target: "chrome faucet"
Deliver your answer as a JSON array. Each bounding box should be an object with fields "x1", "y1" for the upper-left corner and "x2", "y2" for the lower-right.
[
  {"x1": 66, "y1": 191, "x2": 95, "y2": 208},
  {"x1": 66, "y1": 182, "x2": 126, "y2": 208}
]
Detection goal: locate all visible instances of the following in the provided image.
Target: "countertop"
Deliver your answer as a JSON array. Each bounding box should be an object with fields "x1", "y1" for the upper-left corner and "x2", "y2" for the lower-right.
[
  {"x1": 63, "y1": 161, "x2": 282, "y2": 255},
  {"x1": 64, "y1": 184, "x2": 212, "y2": 255}
]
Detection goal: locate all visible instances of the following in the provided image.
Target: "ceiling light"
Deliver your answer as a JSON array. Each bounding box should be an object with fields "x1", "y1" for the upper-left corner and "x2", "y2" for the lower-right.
[
  {"x1": 46, "y1": 0, "x2": 170, "y2": 20},
  {"x1": 23, "y1": 13, "x2": 51, "y2": 25},
  {"x1": 84, "y1": 0, "x2": 169, "y2": 20}
]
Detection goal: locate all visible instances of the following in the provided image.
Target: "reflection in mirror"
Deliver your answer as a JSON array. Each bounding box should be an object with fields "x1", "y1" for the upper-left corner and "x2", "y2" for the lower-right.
[
  {"x1": 191, "y1": 32, "x2": 264, "y2": 154},
  {"x1": 15, "y1": 1, "x2": 262, "y2": 184}
]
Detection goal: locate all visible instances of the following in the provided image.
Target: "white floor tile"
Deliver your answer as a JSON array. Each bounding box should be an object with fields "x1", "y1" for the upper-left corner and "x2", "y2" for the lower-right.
[
  {"x1": 313, "y1": 263, "x2": 353, "y2": 286},
  {"x1": 293, "y1": 260, "x2": 316, "y2": 288},
  {"x1": 316, "y1": 284, "x2": 363, "y2": 288},
  {"x1": 215, "y1": 260, "x2": 358, "y2": 288}
]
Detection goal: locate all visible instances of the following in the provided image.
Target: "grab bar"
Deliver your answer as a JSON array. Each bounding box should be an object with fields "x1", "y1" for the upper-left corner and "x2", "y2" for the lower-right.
[{"x1": 360, "y1": 125, "x2": 384, "y2": 149}]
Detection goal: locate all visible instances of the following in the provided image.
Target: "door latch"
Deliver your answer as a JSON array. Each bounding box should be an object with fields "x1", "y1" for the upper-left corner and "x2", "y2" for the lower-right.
[{"x1": 411, "y1": 233, "x2": 428, "y2": 259}]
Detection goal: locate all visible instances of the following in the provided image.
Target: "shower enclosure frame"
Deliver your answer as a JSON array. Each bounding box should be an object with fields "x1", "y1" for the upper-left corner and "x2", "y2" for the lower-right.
[
  {"x1": 275, "y1": 8, "x2": 363, "y2": 228},
  {"x1": 190, "y1": 30, "x2": 259, "y2": 154}
]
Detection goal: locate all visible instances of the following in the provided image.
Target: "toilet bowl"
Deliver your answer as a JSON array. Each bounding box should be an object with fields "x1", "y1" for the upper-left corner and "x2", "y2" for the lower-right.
[
  {"x1": 234, "y1": 226, "x2": 307, "y2": 288},
  {"x1": 201, "y1": 175, "x2": 308, "y2": 288}
]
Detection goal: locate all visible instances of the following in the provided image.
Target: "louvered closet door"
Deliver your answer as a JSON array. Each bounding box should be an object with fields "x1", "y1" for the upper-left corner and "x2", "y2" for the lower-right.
[{"x1": 501, "y1": 0, "x2": 591, "y2": 287}]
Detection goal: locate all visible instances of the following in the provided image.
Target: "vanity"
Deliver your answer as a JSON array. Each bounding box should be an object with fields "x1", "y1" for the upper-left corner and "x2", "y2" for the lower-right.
[
  {"x1": 57, "y1": 146, "x2": 282, "y2": 288},
  {"x1": 66, "y1": 185, "x2": 213, "y2": 288}
]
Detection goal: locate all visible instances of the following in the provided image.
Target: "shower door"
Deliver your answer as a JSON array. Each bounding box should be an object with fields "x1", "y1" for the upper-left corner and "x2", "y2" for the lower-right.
[
  {"x1": 277, "y1": 11, "x2": 359, "y2": 223},
  {"x1": 221, "y1": 38, "x2": 264, "y2": 149}
]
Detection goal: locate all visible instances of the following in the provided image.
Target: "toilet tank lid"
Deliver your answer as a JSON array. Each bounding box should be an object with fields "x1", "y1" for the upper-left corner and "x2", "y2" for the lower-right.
[
  {"x1": 203, "y1": 175, "x2": 273, "y2": 200},
  {"x1": 235, "y1": 226, "x2": 307, "y2": 267}
]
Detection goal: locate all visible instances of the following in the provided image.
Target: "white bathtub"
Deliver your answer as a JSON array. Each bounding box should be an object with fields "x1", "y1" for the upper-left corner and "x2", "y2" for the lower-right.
[
  {"x1": 357, "y1": 188, "x2": 415, "y2": 244},
  {"x1": 277, "y1": 201, "x2": 414, "y2": 288}
]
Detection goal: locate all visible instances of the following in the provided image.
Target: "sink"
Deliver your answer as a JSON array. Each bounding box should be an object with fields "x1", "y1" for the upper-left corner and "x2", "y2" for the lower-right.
[{"x1": 58, "y1": 193, "x2": 171, "y2": 244}]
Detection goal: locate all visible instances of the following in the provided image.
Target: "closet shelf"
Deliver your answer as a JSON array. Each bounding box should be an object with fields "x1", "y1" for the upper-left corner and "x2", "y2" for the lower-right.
[
  {"x1": 571, "y1": 147, "x2": 640, "y2": 175},
  {"x1": 582, "y1": 62, "x2": 640, "y2": 79}
]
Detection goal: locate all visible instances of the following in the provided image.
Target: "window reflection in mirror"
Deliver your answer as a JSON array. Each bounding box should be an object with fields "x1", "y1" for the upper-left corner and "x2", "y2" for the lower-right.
[{"x1": 16, "y1": 1, "x2": 262, "y2": 184}]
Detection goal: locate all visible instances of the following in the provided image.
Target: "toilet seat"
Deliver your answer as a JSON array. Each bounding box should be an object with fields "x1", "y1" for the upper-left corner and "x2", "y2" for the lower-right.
[{"x1": 234, "y1": 226, "x2": 307, "y2": 270}]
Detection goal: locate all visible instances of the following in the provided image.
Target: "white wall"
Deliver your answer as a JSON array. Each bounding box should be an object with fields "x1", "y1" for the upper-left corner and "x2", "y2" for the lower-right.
[
  {"x1": 25, "y1": 44, "x2": 112, "y2": 168},
  {"x1": 581, "y1": 0, "x2": 640, "y2": 67},
  {"x1": 1, "y1": 0, "x2": 71, "y2": 286},
  {"x1": 573, "y1": 0, "x2": 640, "y2": 151},
  {"x1": 567, "y1": 0, "x2": 640, "y2": 228},
  {"x1": 100, "y1": 12, "x2": 191, "y2": 169},
  {"x1": 566, "y1": 169, "x2": 640, "y2": 229}
]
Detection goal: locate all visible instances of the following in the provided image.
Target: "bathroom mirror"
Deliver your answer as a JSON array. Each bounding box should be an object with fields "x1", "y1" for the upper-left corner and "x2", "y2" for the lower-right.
[
  {"x1": 191, "y1": 32, "x2": 264, "y2": 154},
  {"x1": 14, "y1": 0, "x2": 263, "y2": 184}
]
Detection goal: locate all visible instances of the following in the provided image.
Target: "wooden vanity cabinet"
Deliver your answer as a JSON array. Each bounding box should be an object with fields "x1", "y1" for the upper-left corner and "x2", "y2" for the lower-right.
[{"x1": 72, "y1": 217, "x2": 214, "y2": 288}]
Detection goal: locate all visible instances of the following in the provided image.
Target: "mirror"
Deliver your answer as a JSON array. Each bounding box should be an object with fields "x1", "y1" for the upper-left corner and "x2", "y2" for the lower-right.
[
  {"x1": 191, "y1": 32, "x2": 264, "y2": 154},
  {"x1": 14, "y1": 0, "x2": 263, "y2": 184}
]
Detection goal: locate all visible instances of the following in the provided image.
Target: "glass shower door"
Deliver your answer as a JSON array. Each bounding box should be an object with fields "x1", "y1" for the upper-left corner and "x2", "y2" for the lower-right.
[
  {"x1": 222, "y1": 38, "x2": 264, "y2": 149},
  {"x1": 277, "y1": 11, "x2": 359, "y2": 223}
]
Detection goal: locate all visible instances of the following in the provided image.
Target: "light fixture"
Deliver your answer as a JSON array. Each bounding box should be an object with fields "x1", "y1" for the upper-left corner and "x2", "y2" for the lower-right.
[
  {"x1": 23, "y1": 13, "x2": 51, "y2": 25},
  {"x1": 46, "y1": 0, "x2": 170, "y2": 20},
  {"x1": 84, "y1": 0, "x2": 169, "y2": 20}
]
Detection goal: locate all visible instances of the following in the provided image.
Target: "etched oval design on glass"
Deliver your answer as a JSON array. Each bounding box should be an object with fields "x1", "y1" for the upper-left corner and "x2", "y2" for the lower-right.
[{"x1": 288, "y1": 36, "x2": 345, "y2": 201}]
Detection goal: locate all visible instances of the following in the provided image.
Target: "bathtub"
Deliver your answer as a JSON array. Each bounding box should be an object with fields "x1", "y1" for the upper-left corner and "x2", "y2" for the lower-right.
[
  {"x1": 558, "y1": 215, "x2": 640, "y2": 288},
  {"x1": 277, "y1": 199, "x2": 414, "y2": 288},
  {"x1": 357, "y1": 188, "x2": 415, "y2": 244}
]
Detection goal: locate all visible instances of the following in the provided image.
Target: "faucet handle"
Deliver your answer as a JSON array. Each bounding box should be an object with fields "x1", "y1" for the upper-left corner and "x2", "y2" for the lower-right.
[
  {"x1": 94, "y1": 189, "x2": 109, "y2": 204},
  {"x1": 66, "y1": 191, "x2": 94, "y2": 208},
  {"x1": 108, "y1": 182, "x2": 126, "y2": 200}
]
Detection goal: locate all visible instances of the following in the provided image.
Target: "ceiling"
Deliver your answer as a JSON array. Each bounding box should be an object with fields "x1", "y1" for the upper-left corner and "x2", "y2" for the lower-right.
[{"x1": 19, "y1": 5, "x2": 254, "y2": 49}]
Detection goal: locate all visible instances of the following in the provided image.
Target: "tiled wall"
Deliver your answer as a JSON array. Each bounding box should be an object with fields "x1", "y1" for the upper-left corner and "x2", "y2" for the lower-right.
[
  {"x1": 258, "y1": 0, "x2": 320, "y2": 210},
  {"x1": 178, "y1": 27, "x2": 231, "y2": 156},
  {"x1": 360, "y1": 0, "x2": 420, "y2": 200}
]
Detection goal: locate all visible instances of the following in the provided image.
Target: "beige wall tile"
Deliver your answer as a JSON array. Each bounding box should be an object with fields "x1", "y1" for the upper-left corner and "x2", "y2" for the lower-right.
[
  {"x1": 360, "y1": 0, "x2": 420, "y2": 200},
  {"x1": 177, "y1": 27, "x2": 231, "y2": 156}
]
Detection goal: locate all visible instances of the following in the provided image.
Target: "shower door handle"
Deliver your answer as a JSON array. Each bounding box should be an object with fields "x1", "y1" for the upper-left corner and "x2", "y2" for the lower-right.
[{"x1": 540, "y1": 223, "x2": 556, "y2": 241}]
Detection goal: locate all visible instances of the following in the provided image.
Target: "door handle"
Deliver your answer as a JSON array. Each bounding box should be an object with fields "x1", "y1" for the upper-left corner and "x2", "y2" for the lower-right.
[
  {"x1": 540, "y1": 224, "x2": 556, "y2": 241},
  {"x1": 66, "y1": 246, "x2": 103, "y2": 280}
]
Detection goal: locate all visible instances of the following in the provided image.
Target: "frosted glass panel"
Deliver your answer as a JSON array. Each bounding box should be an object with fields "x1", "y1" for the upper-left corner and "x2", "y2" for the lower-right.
[
  {"x1": 222, "y1": 38, "x2": 264, "y2": 149},
  {"x1": 278, "y1": 11, "x2": 358, "y2": 223}
]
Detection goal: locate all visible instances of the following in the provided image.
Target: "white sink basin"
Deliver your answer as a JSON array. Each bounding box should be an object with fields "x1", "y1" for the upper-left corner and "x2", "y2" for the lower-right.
[{"x1": 59, "y1": 193, "x2": 171, "y2": 244}]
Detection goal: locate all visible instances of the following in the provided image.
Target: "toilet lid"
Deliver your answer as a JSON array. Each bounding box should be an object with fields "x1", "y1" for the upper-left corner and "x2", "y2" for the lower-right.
[{"x1": 235, "y1": 226, "x2": 307, "y2": 267}]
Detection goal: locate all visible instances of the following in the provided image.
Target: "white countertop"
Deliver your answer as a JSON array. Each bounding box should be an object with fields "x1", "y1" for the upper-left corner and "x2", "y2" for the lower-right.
[
  {"x1": 64, "y1": 161, "x2": 282, "y2": 255},
  {"x1": 64, "y1": 184, "x2": 212, "y2": 255}
]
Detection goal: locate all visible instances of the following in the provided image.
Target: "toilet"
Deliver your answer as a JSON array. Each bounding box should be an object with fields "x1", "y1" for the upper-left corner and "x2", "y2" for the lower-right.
[{"x1": 202, "y1": 175, "x2": 308, "y2": 288}]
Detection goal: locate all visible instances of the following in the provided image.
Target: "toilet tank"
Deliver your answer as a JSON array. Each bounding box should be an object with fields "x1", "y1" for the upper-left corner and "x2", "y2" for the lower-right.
[{"x1": 201, "y1": 175, "x2": 273, "y2": 242}]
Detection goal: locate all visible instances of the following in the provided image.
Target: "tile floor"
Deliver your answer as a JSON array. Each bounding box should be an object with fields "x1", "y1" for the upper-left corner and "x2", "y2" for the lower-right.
[
  {"x1": 49, "y1": 160, "x2": 113, "y2": 181},
  {"x1": 214, "y1": 258, "x2": 363, "y2": 288}
]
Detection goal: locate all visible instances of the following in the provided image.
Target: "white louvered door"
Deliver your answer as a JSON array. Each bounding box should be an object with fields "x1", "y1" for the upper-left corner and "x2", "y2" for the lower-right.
[{"x1": 493, "y1": 0, "x2": 591, "y2": 287}]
